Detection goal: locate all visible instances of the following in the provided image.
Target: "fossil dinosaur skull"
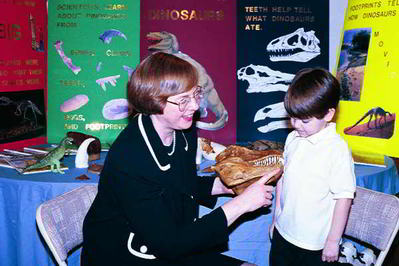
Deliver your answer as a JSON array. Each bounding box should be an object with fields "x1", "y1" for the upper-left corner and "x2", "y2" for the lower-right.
[
  {"x1": 147, "y1": 31, "x2": 228, "y2": 131},
  {"x1": 267, "y1": 28, "x2": 321, "y2": 62},
  {"x1": 204, "y1": 145, "x2": 284, "y2": 194}
]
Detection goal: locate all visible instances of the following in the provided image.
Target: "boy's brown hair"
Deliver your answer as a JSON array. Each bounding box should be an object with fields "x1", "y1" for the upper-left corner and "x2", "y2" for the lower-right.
[{"x1": 284, "y1": 68, "x2": 340, "y2": 119}]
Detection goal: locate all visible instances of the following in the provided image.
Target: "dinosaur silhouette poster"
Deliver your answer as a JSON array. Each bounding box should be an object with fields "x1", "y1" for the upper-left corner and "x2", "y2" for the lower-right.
[
  {"x1": 335, "y1": 0, "x2": 398, "y2": 158},
  {"x1": 0, "y1": 0, "x2": 47, "y2": 150}
]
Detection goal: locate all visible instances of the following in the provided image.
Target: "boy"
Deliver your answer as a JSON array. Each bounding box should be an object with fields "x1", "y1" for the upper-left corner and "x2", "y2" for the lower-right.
[{"x1": 269, "y1": 68, "x2": 356, "y2": 265}]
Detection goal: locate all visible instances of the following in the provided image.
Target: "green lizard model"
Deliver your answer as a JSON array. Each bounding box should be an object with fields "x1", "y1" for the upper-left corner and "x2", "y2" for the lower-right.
[{"x1": 22, "y1": 137, "x2": 74, "y2": 174}]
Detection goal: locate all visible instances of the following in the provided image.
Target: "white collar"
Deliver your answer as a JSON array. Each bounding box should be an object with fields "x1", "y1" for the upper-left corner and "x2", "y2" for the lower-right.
[
  {"x1": 293, "y1": 122, "x2": 337, "y2": 145},
  {"x1": 138, "y1": 114, "x2": 189, "y2": 171},
  {"x1": 138, "y1": 114, "x2": 170, "y2": 171}
]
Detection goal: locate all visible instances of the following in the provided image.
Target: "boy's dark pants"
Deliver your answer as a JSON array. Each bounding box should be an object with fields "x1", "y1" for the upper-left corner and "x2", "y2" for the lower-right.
[{"x1": 269, "y1": 229, "x2": 348, "y2": 266}]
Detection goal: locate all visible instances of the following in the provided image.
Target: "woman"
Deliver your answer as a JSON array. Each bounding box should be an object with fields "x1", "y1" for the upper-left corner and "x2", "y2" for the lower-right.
[{"x1": 82, "y1": 52, "x2": 277, "y2": 266}]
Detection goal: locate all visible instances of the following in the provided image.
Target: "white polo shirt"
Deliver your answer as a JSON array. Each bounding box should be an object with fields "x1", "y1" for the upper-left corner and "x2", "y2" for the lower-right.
[{"x1": 275, "y1": 123, "x2": 356, "y2": 250}]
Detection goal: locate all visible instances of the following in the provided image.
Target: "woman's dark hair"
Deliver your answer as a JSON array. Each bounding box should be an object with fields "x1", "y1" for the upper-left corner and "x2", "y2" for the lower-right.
[
  {"x1": 284, "y1": 68, "x2": 341, "y2": 119},
  {"x1": 127, "y1": 52, "x2": 198, "y2": 115}
]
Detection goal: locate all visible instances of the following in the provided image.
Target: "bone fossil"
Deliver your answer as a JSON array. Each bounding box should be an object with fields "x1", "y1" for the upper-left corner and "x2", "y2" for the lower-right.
[
  {"x1": 54, "y1": 40, "x2": 81, "y2": 74},
  {"x1": 204, "y1": 145, "x2": 283, "y2": 194},
  {"x1": 196, "y1": 137, "x2": 226, "y2": 164}
]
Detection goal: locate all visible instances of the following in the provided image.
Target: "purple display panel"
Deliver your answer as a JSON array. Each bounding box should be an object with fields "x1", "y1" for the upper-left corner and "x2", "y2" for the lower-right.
[
  {"x1": 236, "y1": 0, "x2": 329, "y2": 144},
  {"x1": 140, "y1": 0, "x2": 237, "y2": 145}
]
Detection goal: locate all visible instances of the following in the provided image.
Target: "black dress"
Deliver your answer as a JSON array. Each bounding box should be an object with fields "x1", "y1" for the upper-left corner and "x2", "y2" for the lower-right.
[{"x1": 82, "y1": 114, "x2": 243, "y2": 266}]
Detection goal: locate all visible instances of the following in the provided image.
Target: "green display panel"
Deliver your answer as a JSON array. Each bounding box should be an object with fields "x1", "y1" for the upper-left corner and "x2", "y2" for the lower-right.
[{"x1": 48, "y1": 1, "x2": 140, "y2": 145}]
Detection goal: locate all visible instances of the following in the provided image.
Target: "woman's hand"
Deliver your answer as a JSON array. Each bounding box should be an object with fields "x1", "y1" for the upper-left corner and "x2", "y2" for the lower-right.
[
  {"x1": 221, "y1": 169, "x2": 279, "y2": 226},
  {"x1": 211, "y1": 177, "x2": 234, "y2": 195},
  {"x1": 237, "y1": 171, "x2": 276, "y2": 212}
]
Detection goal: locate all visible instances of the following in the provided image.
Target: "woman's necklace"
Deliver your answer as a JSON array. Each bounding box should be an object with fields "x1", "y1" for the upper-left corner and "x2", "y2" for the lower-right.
[{"x1": 167, "y1": 130, "x2": 176, "y2": 156}]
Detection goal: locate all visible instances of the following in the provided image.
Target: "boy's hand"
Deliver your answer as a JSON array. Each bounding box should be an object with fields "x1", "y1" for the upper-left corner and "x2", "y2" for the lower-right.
[{"x1": 322, "y1": 239, "x2": 339, "y2": 262}]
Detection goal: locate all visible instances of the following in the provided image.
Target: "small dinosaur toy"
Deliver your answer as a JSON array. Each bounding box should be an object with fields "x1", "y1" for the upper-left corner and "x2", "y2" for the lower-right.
[{"x1": 22, "y1": 137, "x2": 74, "y2": 174}]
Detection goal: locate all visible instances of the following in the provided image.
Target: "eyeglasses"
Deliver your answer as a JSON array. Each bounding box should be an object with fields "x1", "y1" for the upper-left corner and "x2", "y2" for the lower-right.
[{"x1": 167, "y1": 86, "x2": 204, "y2": 112}]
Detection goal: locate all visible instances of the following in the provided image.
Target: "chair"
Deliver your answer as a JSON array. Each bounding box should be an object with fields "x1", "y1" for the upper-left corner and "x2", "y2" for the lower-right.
[
  {"x1": 36, "y1": 185, "x2": 98, "y2": 266},
  {"x1": 343, "y1": 186, "x2": 399, "y2": 266}
]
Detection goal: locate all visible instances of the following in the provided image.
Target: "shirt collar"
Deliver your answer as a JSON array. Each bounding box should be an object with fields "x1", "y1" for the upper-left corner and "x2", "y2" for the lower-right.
[{"x1": 293, "y1": 122, "x2": 337, "y2": 145}]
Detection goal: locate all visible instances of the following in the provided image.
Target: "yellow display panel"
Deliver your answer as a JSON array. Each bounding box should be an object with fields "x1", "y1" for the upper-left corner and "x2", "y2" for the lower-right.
[{"x1": 335, "y1": 0, "x2": 398, "y2": 159}]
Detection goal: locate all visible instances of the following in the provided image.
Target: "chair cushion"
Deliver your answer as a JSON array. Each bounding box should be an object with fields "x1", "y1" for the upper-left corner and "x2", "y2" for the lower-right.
[
  {"x1": 38, "y1": 185, "x2": 97, "y2": 260},
  {"x1": 345, "y1": 187, "x2": 399, "y2": 250}
]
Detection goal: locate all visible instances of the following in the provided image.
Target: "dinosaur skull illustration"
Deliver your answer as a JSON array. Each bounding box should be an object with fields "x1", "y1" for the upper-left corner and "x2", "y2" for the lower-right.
[
  {"x1": 254, "y1": 102, "x2": 291, "y2": 133},
  {"x1": 267, "y1": 28, "x2": 321, "y2": 62},
  {"x1": 237, "y1": 64, "x2": 294, "y2": 93},
  {"x1": 237, "y1": 64, "x2": 294, "y2": 133}
]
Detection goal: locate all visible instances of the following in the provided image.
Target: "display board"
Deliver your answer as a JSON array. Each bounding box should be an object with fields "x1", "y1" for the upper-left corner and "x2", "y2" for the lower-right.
[
  {"x1": 335, "y1": 0, "x2": 398, "y2": 158},
  {"x1": 140, "y1": 0, "x2": 236, "y2": 145},
  {"x1": 236, "y1": 0, "x2": 330, "y2": 144},
  {"x1": 0, "y1": 0, "x2": 47, "y2": 150},
  {"x1": 47, "y1": 0, "x2": 140, "y2": 145}
]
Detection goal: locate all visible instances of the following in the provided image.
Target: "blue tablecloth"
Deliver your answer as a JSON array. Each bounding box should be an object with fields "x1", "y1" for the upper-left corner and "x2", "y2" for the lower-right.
[
  {"x1": 354, "y1": 156, "x2": 399, "y2": 194},
  {"x1": 0, "y1": 152, "x2": 103, "y2": 266},
  {"x1": 0, "y1": 152, "x2": 397, "y2": 266}
]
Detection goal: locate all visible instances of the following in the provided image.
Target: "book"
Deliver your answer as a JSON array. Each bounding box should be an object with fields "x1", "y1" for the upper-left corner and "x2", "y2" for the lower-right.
[
  {"x1": 23, "y1": 146, "x2": 52, "y2": 154},
  {"x1": 0, "y1": 158, "x2": 14, "y2": 169},
  {"x1": 24, "y1": 144, "x2": 110, "y2": 155},
  {"x1": 3, "y1": 149, "x2": 33, "y2": 156}
]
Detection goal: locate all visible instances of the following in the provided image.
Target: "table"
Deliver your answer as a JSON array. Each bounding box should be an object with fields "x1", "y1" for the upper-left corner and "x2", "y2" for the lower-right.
[
  {"x1": 199, "y1": 156, "x2": 399, "y2": 266},
  {"x1": 0, "y1": 153, "x2": 397, "y2": 266},
  {"x1": 354, "y1": 156, "x2": 399, "y2": 194},
  {"x1": 0, "y1": 151, "x2": 104, "y2": 266}
]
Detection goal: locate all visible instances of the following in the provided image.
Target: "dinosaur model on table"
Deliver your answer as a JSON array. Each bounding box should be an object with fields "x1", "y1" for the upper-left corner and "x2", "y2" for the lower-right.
[{"x1": 22, "y1": 137, "x2": 73, "y2": 174}]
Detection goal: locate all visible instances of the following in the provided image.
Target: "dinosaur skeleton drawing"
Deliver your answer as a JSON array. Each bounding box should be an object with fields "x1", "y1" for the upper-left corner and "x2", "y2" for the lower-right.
[
  {"x1": 237, "y1": 64, "x2": 294, "y2": 133},
  {"x1": 146, "y1": 31, "x2": 228, "y2": 131},
  {"x1": 254, "y1": 102, "x2": 291, "y2": 133},
  {"x1": 0, "y1": 96, "x2": 43, "y2": 127},
  {"x1": 345, "y1": 107, "x2": 393, "y2": 131},
  {"x1": 237, "y1": 64, "x2": 294, "y2": 93},
  {"x1": 267, "y1": 28, "x2": 321, "y2": 62}
]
